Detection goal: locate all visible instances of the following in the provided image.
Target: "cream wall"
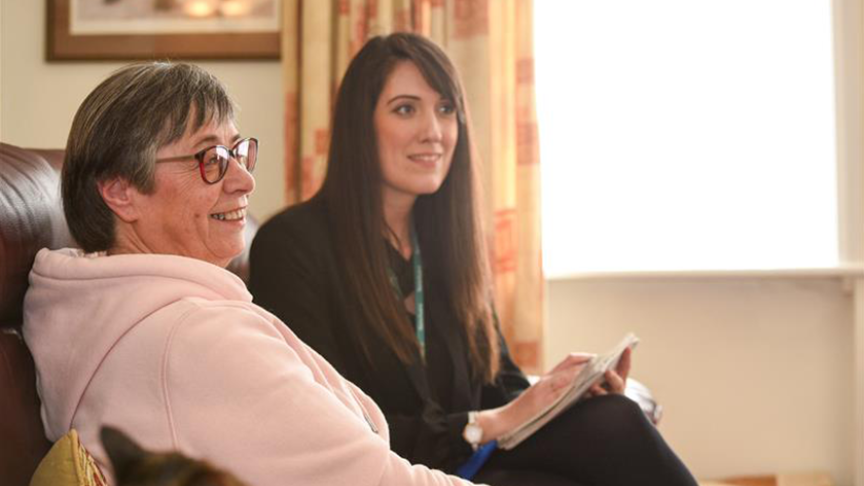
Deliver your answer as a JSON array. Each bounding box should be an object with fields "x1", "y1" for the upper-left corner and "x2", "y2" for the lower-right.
[
  {"x1": 545, "y1": 276, "x2": 855, "y2": 485},
  {"x1": 0, "y1": 0, "x2": 286, "y2": 220}
]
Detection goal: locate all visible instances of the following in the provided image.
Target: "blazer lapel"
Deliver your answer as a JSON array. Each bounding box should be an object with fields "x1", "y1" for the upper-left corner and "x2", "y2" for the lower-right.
[{"x1": 404, "y1": 356, "x2": 432, "y2": 402}]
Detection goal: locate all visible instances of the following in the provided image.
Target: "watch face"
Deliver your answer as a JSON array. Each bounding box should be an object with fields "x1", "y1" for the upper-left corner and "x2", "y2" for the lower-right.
[{"x1": 465, "y1": 424, "x2": 483, "y2": 444}]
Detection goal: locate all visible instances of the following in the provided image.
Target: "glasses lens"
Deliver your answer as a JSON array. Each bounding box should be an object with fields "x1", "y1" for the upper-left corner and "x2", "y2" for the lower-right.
[
  {"x1": 201, "y1": 146, "x2": 230, "y2": 184},
  {"x1": 235, "y1": 138, "x2": 258, "y2": 174}
]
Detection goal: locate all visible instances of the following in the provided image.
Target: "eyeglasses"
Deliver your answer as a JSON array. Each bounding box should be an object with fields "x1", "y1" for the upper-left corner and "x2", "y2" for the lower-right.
[{"x1": 155, "y1": 137, "x2": 258, "y2": 184}]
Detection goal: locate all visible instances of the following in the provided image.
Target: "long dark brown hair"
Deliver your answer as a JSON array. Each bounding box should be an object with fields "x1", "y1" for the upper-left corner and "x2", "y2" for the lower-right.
[{"x1": 319, "y1": 33, "x2": 500, "y2": 383}]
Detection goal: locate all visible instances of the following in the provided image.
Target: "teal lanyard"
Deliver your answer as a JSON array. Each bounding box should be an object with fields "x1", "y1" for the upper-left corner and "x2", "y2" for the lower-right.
[{"x1": 388, "y1": 227, "x2": 425, "y2": 361}]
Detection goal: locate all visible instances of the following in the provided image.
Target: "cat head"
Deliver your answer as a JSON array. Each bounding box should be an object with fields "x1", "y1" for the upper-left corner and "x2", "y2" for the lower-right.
[{"x1": 100, "y1": 426, "x2": 247, "y2": 486}]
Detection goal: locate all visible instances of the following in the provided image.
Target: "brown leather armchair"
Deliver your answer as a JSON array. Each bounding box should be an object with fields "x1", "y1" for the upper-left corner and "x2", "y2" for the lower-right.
[{"x1": 0, "y1": 142, "x2": 257, "y2": 486}]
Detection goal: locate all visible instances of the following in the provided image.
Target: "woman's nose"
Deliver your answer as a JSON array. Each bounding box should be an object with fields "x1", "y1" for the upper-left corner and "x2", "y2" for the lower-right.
[
  {"x1": 222, "y1": 157, "x2": 256, "y2": 195},
  {"x1": 421, "y1": 111, "x2": 444, "y2": 142}
]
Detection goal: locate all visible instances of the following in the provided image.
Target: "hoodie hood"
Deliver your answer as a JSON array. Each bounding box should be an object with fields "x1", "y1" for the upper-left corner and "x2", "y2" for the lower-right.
[{"x1": 23, "y1": 248, "x2": 251, "y2": 441}]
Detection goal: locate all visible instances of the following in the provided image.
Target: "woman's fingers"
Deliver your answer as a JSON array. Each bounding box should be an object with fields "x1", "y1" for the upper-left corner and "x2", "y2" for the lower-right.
[
  {"x1": 550, "y1": 347, "x2": 634, "y2": 402},
  {"x1": 585, "y1": 371, "x2": 623, "y2": 400},
  {"x1": 495, "y1": 372, "x2": 571, "y2": 436},
  {"x1": 549, "y1": 352, "x2": 595, "y2": 374},
  {"x1": 603, "y1": 369, "x2": 626, "y2": 393},
  {"x1": 493, "y1": 348, "x2": 632, "y2": 436},
  {"x1": 615, "y1": 347, "x2": 632, "y2": 382}
]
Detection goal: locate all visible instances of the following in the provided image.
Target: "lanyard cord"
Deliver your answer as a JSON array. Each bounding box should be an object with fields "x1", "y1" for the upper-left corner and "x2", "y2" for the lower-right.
[{"x1": 387, "y1": 226, "x2": 425, "y2": 361}]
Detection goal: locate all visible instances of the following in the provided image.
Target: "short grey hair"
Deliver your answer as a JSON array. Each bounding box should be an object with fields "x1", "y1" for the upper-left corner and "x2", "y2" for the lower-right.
[{"x1": 62, "y1": 62, "x2": 236, "y2": 252}]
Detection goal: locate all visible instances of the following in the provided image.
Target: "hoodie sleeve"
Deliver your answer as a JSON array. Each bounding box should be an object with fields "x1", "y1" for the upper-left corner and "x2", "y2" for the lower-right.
[{"x1": 159, "y1": 302, "x2": 480, "y2": 486}]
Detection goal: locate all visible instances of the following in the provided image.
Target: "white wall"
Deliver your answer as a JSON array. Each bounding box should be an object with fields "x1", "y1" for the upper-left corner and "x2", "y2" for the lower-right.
[{"x1": 0, "y1": 0, "x2": 286, "y2": 221}]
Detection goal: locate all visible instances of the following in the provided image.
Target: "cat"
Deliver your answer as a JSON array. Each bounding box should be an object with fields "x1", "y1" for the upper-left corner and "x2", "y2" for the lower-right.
[{"x1": 101, "y1": 426, "x2": 248, "y2": 486}]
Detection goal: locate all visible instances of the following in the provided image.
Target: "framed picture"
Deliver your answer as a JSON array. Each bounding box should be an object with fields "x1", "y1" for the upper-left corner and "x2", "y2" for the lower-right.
[{"x1": 47, "y1": 0, "x2": 280, "y2": 61}]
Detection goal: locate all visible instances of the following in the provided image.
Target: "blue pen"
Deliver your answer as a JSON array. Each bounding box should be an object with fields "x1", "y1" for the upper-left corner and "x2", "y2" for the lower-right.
[{"x1": 455, "y1": 440, "x2": 498, "y2": 480}]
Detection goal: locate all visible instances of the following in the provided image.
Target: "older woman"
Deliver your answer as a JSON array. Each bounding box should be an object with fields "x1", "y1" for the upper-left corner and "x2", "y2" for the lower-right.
[{"x1": 22, "y1": 62, "x2": 477, "y2": 486}]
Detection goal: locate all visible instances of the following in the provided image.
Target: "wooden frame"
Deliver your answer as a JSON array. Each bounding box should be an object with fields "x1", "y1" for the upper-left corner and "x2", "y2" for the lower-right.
[{"x1": 47, "y1": 0, "x2": 280, "y2": 61}]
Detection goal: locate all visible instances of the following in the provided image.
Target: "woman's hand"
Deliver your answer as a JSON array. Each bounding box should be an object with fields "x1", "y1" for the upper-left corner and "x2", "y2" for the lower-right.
[
  {"x1": 475, "y1": 353, "x2": 593, "y2": 443},
  {"x1": 587, "y1": 346, "x2": 632, "y2": 397}
]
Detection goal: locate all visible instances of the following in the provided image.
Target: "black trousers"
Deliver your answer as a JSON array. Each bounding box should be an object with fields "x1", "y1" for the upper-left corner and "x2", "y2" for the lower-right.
[{"x1": 472, "y1": 394, "x2": 698, "y2": 486}]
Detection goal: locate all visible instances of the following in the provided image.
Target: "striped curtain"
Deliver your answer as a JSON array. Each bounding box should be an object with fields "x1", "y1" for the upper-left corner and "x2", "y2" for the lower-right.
[{"x1": 281, "y1": 0, "x2": 545, "y2": 373}]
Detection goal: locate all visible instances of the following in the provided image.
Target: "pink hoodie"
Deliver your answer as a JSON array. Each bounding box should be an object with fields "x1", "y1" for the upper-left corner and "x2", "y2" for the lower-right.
[{"x1": 23, "y1": 248, "x2": 478, "y2": 486}]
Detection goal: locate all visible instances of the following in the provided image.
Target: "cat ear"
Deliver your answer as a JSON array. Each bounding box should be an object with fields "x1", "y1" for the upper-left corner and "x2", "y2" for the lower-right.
[{"x1": 100, "y1": 425, "x2": 146, "y2": 480}]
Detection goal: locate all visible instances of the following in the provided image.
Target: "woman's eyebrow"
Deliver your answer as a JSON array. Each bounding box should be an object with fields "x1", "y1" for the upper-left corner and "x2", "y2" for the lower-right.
[
  {"x1": 190, "y1": 134, "x2": 220, "y2": 148},
  {"x1": 190, "y1": 133, "x2": 241, "y2": 149},
  {"x1": 386, "y1": 94, "x2": 421, "y2": 105}
]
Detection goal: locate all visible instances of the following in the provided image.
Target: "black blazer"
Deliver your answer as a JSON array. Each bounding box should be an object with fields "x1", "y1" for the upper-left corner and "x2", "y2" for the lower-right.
[{"x1": 248, "y1": 196, "x2": 529, "y2": 472}]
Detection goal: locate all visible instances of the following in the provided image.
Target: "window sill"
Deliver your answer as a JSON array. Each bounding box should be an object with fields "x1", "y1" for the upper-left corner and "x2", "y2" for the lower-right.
[{"x1": 547, "y1": 264, "x2": 864, "y2": 282}]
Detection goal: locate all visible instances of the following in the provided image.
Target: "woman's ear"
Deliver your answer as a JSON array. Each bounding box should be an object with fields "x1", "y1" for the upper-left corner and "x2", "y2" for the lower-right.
[{"x1": 97, "y1": 178, "x2": 141, "y2": 223}]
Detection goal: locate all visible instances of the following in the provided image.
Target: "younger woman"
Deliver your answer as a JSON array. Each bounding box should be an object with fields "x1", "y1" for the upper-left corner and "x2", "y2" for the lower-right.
[{"x1": 250, "y1": 33, "x2": 697, "y2": 486}]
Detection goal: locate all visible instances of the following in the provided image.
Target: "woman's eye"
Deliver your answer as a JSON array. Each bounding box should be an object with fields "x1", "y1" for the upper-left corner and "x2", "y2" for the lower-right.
[
  {"x1": 439, "y1": 103, "x2": 456, "y2": 115},
  {"x1": 394, "y1": 104, "x2": 415, "y2": 116}
]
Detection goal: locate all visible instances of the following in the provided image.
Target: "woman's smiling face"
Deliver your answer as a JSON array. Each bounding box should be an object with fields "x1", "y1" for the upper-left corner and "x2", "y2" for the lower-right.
[
  {"x1": 128, "y1": 117, "x2": 255, "y2": 267},
  {"x1": 374, "y1": 61, "x2": 459, "y2": 205}
]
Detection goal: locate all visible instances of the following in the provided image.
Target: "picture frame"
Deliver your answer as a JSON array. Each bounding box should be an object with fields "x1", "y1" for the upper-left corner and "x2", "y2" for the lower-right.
[{"x1": 47, "y1": 0, "x2": 280, "y2": 61}]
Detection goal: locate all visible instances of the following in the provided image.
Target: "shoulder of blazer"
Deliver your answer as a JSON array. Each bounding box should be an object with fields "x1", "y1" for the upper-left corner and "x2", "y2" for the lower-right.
[{"x1": 255, "y1": 197, "x2": 334, "y2": 252}]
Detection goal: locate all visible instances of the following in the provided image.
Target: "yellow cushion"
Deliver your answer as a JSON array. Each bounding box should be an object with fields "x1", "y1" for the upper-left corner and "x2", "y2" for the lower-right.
[{"x1": 30, "y1": 429, "x2": 107, "y2": 486}]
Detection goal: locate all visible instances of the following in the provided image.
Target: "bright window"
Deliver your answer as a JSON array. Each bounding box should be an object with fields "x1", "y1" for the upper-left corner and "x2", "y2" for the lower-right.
[{"x1": 535, "y1": 0, "x2": 838, "y2": 276}]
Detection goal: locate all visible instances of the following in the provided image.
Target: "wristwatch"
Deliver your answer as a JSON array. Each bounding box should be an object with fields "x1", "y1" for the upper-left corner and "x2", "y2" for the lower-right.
[{"x1": 462, "y1": 411, "x2": 483, "y2": 451}]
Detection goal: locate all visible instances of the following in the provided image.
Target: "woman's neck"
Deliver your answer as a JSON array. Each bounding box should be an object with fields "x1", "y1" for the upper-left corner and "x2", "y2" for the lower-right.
[{"x1": 382, "y1": 190, "x2": 416, "y2": 259}]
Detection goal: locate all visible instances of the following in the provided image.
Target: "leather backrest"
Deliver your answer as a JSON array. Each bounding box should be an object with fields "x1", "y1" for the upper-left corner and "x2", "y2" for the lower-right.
[
  {"x1": 0, "y1": 330, "x2": 52, "y2": 486},
  {"x1": 0, "y1": 143, "x2": 64, "y2": 486},
  {"x1": 0, "y1": 144, "x2": 69, "y2": 325}
]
